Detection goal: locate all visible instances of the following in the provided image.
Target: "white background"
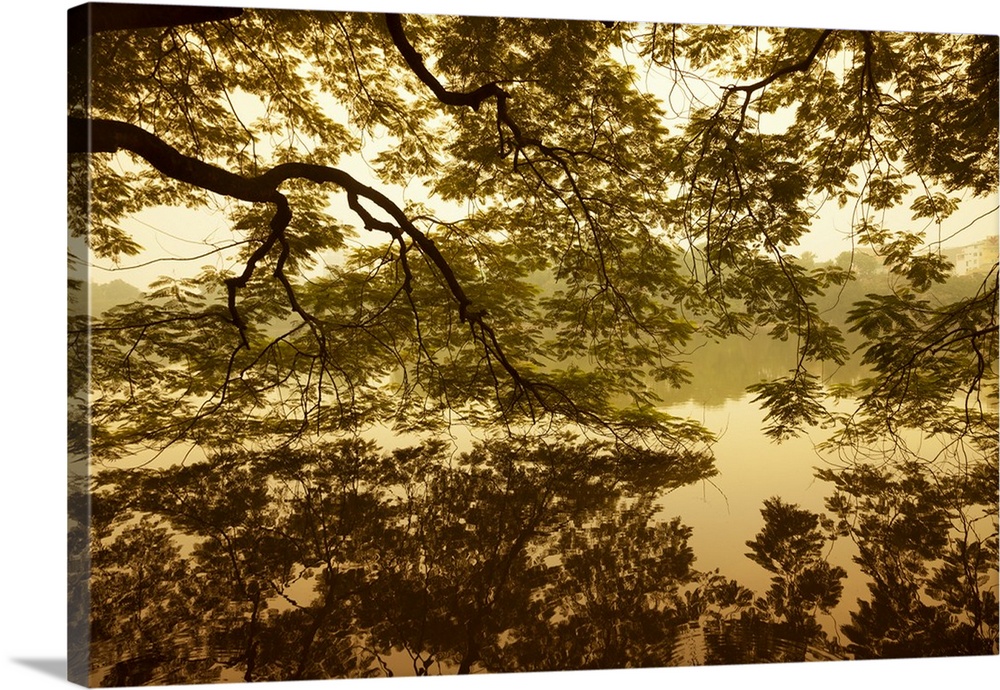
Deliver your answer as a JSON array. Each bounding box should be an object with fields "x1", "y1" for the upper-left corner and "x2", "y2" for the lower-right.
[{"x1": 2, "y1": 1, "x2": 997, "y2": 688}]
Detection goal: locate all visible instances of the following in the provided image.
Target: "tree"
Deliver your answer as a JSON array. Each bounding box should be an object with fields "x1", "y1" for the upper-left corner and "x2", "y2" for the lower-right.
[
  {"x1": 84, "y1": 437, "x2": 715, "y2": 682},
  {"x1": 820, "y1": 460, "x2": 999, "y2": 658},
  {"x1": 68, "y1": 5, "x2": 997, "y2": 453},
  {"x1": 744, "y1": 497, "x2": 846, "y2": 640},
  {"x1": 68, "y1": 6, "x2": 997, "y2": 455},
  {"x1": 68, "y1": 2, "x2": 998, "y2": 681}
]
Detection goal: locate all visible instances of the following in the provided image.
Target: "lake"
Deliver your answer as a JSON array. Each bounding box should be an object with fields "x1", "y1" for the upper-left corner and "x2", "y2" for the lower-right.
[
  {"x1": 77, "y1": 365, "x2": 998, "y2": 681},
  {"x1": 659, "y1": 395, "x2": 864, "y2": 636}
]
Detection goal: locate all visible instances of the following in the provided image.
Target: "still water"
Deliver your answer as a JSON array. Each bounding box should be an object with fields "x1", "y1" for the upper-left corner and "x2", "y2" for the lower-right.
[
  {"x1": 658, "y1": 396, "x2": 862, "y2": 634},
  {"x1": 77, "y1": 388, "x2": 997, "y2": 683}
]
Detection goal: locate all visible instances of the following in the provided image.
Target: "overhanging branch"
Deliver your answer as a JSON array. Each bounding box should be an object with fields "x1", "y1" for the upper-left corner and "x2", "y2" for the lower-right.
[
  {"x1": 384, "y1": 14, "x2": 507, "y2": 110},
  {"x1": 71, "y1": 116, "x2": 487, "y2": 323},
  {"x1": 70, "y1": 116, "x2": 528, "y2": 405},
  {"x1": 729, "y1": 29, "x2": 834, "y2": 96},
  {"x1": 71, "y1": 115, "x2": 679, "y2": 441}
]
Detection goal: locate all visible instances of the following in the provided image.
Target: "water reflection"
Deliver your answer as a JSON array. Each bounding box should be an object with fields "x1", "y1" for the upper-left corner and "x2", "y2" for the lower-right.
[
  {"x1": 80, "y1": 422, "x2": 997, "y2": 684},
  {"x1": 822, "y1": 460, "x2": 999, "y2": 659},
  {"x1": 86, "y1": 438, "x2": 719, "y2": 682}
]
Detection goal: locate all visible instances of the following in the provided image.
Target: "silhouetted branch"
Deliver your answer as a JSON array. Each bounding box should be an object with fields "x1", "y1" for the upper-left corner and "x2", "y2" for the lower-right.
[
  {"x1": 68, "y1": 3, "x2": 243, "y2": 45},
  {"x1": 384, "y1": 14, "x2": 507, "y2": 109},
  {"x1": 728, "y1": 29, "x2": 834, "y2": 95},
  {"x1": 70, "y1": 116, "x2": 539, "y2": 413}
]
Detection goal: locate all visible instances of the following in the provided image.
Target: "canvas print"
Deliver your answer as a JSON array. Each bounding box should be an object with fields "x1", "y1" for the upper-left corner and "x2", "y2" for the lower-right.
[{"x1": 68, "y1": 1, "x2": 999, "y2": 686}]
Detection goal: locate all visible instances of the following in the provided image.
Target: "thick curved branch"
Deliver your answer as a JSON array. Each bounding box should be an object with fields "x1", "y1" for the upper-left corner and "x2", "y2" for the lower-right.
[
  {"x1": 729, "y1": 29, "x2": 834, "y2": 95},
  {"x1": 382, "y1": 14, "x2": 540, "y2": 154},
  {"x1": 70, "y1": 117, "x2": 492, "y2": 355},
  {"x1": 384, "y1": 14, "x2": 507, "y2": 109},
  {"x1": 69, "y1": 3, "x2": 243, "y2": 45},
  {"x1": 71, "y1": 118, "x2": 294, "y2": 345},
  {"x1": 382, "y1": 14, "x2": 621, "y2": 293},
  {"x1": 70, "y1": 117, "x2": 280, "y2": 203}
]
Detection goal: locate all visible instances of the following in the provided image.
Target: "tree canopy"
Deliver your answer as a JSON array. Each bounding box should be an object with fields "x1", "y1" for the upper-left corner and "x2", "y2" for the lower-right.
[
  {"x1": 69, "y1": 4, "x2": 997, "y2": 455},
  {"x1": 67, "y1": 2, "x2": 998, "y2": 684}
]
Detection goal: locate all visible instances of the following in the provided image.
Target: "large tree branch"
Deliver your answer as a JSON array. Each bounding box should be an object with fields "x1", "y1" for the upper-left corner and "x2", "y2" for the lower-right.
[
  {"x1": 70, "y1": 117, "x2": 511, "y2": 384},
  {"x1": 70, "y1": 117, "x2": 278, "y2": 202},
  {"x1": 382, "y1": 13, "x2": 541, "y2": 154},
  {"x1": 71, "y1": 117, "x2": 476, "y2": 313},
  {"x1": 383, "y1": 13, "x2": 628, "y2": 302},
  {"x1": 72, "y1": 118, "x2": 477, "y2": 324},
  {"x1": 68, "y1": 3, "x2": 243, "y2": 45},
  {"x1": 70, "y1": 117, "x2": 290, "y2": 345},
  {"x1": 729, "y1": 29, "x2": 834, "y2": 95},
  {"x1": 383, "y1": 14, "x2": 507, "y2": 109},
  {"x1": 709, "y1": 29, "x2": 836, "y2": 144}
]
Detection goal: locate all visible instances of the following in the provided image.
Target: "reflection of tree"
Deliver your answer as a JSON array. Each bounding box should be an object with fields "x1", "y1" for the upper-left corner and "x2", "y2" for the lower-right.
[
  {"x1": 352, "y1": 438, "x2": 716, "y2": 674},
  {"x1": 821, "y1": 459, "x2": 999, "y2": 658},
  {"x1": 744, "y1": 497, "x2": 846, "y2": 640},
  {"x1": 500, "y1": 498, "x2": 696, "y2": 671},
  {"x1": 657, "y1": 501, "x2": 847, "y2": 667},
  {"x1": 85, "y1": 426, "x2": 997, "y2": 680},
  {"x1": 355, "y1": 440, "x2": 572, "y2": 675},
  {"x1": 91, "y1": 441, "x2": 395, "y2": 683},
  {"x1": 89, "y1": 517, "x2": 220, "y2": 686},
  {"x1": 67, "y1": 476, "x2": 91, "y2": 682},
  {"x1": 87, "y1": 438, "x2": 717, "y2": 682}
]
